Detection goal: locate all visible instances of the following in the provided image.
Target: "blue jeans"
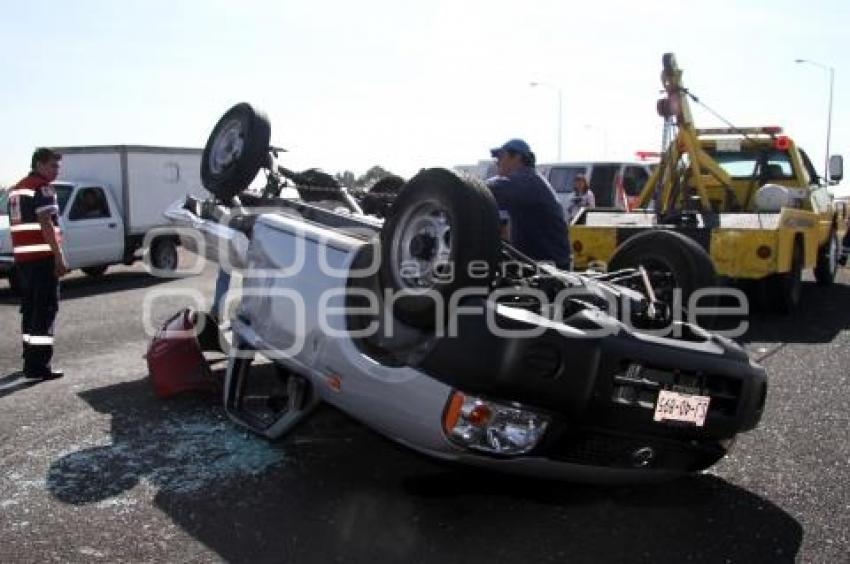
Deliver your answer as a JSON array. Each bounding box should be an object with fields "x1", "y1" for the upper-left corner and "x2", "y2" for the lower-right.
[{"x1": 211, "y1": 268, "x2": 231, "y2": 319}]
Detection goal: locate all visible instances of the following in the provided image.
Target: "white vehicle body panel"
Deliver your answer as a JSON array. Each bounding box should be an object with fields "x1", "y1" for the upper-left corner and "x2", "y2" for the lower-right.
[
  {"x1": 59, "y1": 183, "x2": 125, "y2": 268},
  {"x1": 0, "y1": 214, "x2": 10, "y2": 256},
  {"x1": 0, "y1": 213, "x2": 12, "y2": 274},
  {"x1": 163, "y1": 199, "x2": 252, "y2": 268},
  {"x1": 235, "y1": 214, "x2": 457, "y2": 454}
]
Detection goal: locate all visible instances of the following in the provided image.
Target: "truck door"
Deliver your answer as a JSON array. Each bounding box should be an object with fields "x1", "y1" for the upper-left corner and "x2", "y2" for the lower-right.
[{"x1": 62, "y1": 186, "x2": 124, "y2": 268}]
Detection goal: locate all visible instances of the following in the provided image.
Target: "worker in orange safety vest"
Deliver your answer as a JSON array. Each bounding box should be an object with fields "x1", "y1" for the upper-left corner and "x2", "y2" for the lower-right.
[{"x1": 7, "y1": 148, "x2": 67, "y2": 381}]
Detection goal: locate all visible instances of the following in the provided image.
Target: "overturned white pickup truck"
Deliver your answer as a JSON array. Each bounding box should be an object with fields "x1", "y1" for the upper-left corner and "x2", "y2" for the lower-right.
[{"x1": 154, "y1": 103, "x2": 767, "y2": 482}]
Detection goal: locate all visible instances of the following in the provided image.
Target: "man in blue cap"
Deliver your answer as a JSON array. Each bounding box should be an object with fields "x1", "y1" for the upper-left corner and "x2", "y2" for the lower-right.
[{"x1": 486, "y1": 139, "x2": 571, "y2": 269}]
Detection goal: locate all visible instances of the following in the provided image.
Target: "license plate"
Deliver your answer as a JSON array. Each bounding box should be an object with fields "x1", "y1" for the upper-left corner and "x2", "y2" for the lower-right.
[{"x1": 654, "y1": 390, "x2": 710, "y2": 426}]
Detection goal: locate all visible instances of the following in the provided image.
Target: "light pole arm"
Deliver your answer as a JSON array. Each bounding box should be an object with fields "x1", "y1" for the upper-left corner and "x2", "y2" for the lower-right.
[
  {"x1": 557, "y1": 89, "x2": 563, "y2": 161},
  {"x1": 530, "y1": 81, "x2": 563, "y2": 161},
  {"x1": 795, "y1": 58, "x2": 835, "y2": 183},
  {"x1": 826, "y1": 67, "x2": 834, "y2": 182}
]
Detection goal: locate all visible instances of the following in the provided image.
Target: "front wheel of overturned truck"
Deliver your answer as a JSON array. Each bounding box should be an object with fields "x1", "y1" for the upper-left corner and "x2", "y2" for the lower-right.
[{"x1": 379, "y1": 168, "x2": 501, "y2": 329}]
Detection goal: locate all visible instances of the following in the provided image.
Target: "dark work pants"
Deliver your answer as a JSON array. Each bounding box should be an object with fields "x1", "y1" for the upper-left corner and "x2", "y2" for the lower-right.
[{"x1": 17, "y1": 258, "x2": 59, "y2": 374}]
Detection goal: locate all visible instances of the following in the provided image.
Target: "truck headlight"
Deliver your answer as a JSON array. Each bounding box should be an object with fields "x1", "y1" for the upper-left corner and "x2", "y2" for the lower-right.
[{"x1": 442, "y1": 391, "x2": 549, "y2": 456}]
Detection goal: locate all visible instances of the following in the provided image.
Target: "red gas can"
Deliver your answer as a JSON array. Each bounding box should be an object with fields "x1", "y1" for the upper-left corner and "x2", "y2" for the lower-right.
[{"x1": 146, "y1": 309, "x2": 220, "y2": 398}]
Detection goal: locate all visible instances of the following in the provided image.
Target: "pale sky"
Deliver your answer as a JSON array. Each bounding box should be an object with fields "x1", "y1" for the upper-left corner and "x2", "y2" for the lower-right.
[{"x1": 1, "y1": 0, "x2": 847, "y2": 186}]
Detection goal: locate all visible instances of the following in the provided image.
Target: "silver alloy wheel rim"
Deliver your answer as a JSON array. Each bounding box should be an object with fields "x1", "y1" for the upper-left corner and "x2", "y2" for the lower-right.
[
  {"x1": 209, "y1": 119, "x2": 245, "y2": 174},
  {"x1": 390, "y1": 200, "x2": 452, "y2": 290}
]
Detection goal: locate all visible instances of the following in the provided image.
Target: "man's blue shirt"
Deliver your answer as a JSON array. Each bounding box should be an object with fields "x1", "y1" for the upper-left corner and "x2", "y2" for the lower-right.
[{"x1": 486, "y1": 166, "x2": 571, "y2": 268}]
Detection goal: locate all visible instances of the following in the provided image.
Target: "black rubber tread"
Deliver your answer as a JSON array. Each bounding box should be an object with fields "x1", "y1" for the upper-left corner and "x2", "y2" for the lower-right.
[
  {"x1": 201, "y1": 103, "x2": 271, "y2": 202},
  {"x1": 760, "y1": 238, "x2": 803, "y2": 314},
  {"x1": 379, "y1": 168, "x2": 500, "y2": 328},
  {"x1": 814, "y1": 227, "x2": 838, "y2": 286},
  {"x1": 608, "y1": 229, "x2": 717, "y2": 319}
]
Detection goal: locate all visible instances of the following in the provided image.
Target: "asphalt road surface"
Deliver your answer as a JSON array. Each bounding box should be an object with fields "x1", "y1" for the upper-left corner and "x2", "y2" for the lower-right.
[{"x1": 1, "y1": 258, "x2": 848, "y2": 563}]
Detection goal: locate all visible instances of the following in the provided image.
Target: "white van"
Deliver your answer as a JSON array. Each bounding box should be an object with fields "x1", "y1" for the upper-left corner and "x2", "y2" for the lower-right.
[
  {"x1": 537, "y1": 161, "x2": 655, "y2": 218},
  {"x1": 455, "y1": 159, "x2": 656, "y2": 219}
]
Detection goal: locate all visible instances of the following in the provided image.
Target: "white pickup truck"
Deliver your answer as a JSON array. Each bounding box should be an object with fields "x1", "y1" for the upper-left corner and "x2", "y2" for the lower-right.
[{"x1": 1, "y1": 145, "x2": 207, "y2": 292}]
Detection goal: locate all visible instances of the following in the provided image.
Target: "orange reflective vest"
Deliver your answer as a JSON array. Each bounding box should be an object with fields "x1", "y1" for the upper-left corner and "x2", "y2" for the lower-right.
[{"x1": 8, "y1": 174, "x2": 62, "y2": 263}]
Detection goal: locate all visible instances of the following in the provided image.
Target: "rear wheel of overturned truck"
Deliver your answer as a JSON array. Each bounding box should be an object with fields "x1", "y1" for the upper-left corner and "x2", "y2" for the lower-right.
[
  {"x1": 608, "y1": 230, "x2": 718, "y2": 327},
  {"x1": 379, "y1": 168, "x2": 501, "y2": 329},
  {"x1": 201, "y1": 102, "x2": 271, "y2": 202}
]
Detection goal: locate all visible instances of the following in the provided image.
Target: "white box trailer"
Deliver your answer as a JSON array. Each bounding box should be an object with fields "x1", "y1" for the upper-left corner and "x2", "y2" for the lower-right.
[
  {"x1": 0, "y1": 145, "x2": 208, "y2": 289},
  {"x1": 54, "y1": 145, "x2": 205, "y2": 235}
]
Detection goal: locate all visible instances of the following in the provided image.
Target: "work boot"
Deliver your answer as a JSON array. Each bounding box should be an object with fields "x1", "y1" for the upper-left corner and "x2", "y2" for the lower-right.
[{"x1": 22, "y1": 368, "x2": 64, "y2": 382}]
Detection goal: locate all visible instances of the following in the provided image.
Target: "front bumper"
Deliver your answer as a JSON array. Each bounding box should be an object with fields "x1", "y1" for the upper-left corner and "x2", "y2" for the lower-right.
[{"x1": 419, "y1": 301, "x2": 766, "y2": 474}]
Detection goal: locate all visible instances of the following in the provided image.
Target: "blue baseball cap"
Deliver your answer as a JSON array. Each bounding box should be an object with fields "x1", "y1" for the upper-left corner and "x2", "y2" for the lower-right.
[{"x1": 490, "y1": 138, "x2": 532, "y2": 158}]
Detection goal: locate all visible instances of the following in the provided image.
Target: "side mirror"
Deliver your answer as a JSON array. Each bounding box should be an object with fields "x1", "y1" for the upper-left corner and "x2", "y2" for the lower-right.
[{"x1": 829, "y1": 155, "x2": 843, "y2": 182}]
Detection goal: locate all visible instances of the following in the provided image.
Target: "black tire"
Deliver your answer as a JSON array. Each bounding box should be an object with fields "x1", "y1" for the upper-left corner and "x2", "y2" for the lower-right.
[
  {"x1": 608, "y1": 230, "x2": 717, "y2": 318},
  {"x1": 814, "y1": 228, "x2": 839, "y2": 286},
  {"x1": 151, "y1": 238, "x2": 179, "y2": 272},
  {"x1": 379, "y1": 168, "x2": 500, "y2": 329},
  {"x1": 760, "y1": 238, "x2": 803, "y2": 314},
  {"x1": 82, "y1": 265, "x2": 108, "y2": 278},
  {"x1": 362, "y1": 175, "x2": 405, "y2": 218},
  {"x1": 201, "y1": 103, "x2": 271, "y2": 202}
]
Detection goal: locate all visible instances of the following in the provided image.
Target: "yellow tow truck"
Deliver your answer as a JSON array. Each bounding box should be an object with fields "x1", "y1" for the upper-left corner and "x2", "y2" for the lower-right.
[{"x1": 570, "y1": 53, "x2": 846, "y2": 313}]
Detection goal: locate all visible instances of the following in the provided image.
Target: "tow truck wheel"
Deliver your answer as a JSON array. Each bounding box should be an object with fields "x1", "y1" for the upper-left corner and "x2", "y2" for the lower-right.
[
  {"x1": 608, "y1": 230, "x2": 717, "y2": 323},
  {"x1": 814, "y1": 229, "x2": 839, "y2": 286},
  {"x1": 761, "y1": 238, "x2": 803, "y2": 313},
  {"x1": 380, "y1": 168, "x2": 500, "y2": 329},
  {"x1": 201, "y1": 102, "x2": 271, "y2": 202}
]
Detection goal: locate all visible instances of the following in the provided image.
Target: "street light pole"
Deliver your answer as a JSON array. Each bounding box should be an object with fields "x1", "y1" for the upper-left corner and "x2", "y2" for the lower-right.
[
  {"x1": 530, "y1": 81, "x2": 563, "y2": 161},
  {"x1": 795, "y1": 58, "x2": 835, "y2": 183}
]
